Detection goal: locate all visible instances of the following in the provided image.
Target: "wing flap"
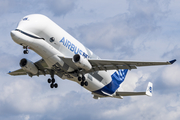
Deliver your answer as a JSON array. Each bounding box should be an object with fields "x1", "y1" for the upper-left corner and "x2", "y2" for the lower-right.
[{"x1": 91, "y1": 64, "x2": 137, "y2": 71}]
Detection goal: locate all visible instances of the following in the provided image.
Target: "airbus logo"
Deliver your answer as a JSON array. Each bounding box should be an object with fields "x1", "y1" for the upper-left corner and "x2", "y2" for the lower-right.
[
  {"x1": 60, "y1": 37, "x2": 89, "y2": 58},
  {"x1": 149, "y1": 87, "x2": 152, "y2": 93}
]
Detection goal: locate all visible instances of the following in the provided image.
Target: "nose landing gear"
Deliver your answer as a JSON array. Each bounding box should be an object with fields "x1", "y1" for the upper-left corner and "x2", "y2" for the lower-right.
[
  {"x1": 23, "y1": 46, "x2": 29, "y2": 54},
  {"x1": 23, "y1": 50, "x2": 29, "y2": 54}
]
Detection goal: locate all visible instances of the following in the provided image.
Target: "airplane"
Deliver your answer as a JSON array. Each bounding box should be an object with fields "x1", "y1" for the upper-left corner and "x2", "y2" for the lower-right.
[{"x1": 9, "y1": 14, "x2": 176, "y2": 99}]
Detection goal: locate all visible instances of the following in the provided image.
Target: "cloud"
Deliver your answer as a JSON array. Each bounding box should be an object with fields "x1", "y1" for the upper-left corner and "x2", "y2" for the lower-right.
[
  {"x1": 45, "y1": 0, "x2": 76, "y2": 16},
  {"x1": 68, "y1": 0, "x2": 170, "y2": 60},
  {"x1": 162, "y1": 64, "x2": 180, "y2": 86},
  {"x1": 100, "y1": 93, "x2": 180, "y2": 120}
]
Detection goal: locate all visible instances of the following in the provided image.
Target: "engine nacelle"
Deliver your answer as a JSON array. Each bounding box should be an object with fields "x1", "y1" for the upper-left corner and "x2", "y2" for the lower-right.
[
  {"x1": 19, "y1": 58, "x2": 38, "y2": 74},
  {"x1": 72, "y1": 54, "x2": 92, "y2": 71}
]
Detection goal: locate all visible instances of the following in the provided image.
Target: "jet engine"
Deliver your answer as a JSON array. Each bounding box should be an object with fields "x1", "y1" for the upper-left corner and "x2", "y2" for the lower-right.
[
  {"x1": 72, "y1": 54, "x2": 92, "y2": 71},
  {"x1": 20, "y1": 58, "x2": 38, "y2": 74}
]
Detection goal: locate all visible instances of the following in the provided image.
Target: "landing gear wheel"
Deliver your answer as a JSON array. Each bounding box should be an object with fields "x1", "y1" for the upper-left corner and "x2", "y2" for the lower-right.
[
  {"x1": 50, "y1": 83, "x2": 54, "y2": 88},
  {"x1": 84, "y1": 81, "x2": 88, "y2": 86},
  {"x1": 78, "y1": 77, "x2": 82, "y2": 81},
  {"x1": 54, "y1": 83, "x2": 58, "y2": 88},
  {"x1": 23, "y1": 50, "x2": 29, "y2": 54},
  {"x1": 81, "y1": 82, "x2": 84, "y2": 86},
  {"x1": 48, "y1": 78, "x2": 52, "y2": 83}
]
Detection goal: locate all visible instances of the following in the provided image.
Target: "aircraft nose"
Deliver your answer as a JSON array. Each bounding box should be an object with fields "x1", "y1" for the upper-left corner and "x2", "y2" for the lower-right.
[
  {"x1": 10, "y1": 30, "x2": 22, "y2": 44},
  {"x1": 10, "y1": 30, "x2": 18, "y2": 41},
  {"x1": 10, "y1": 30, "x2": 15, "y2": 38},
  {"x1": 10, "y1": 29, "x2": 31, "y2": 45}
]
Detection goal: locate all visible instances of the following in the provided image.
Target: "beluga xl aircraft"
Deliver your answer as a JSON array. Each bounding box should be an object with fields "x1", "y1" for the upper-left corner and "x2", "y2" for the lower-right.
[{"x1": 9, "y1": 14, "x2": 176, "y2": 99}]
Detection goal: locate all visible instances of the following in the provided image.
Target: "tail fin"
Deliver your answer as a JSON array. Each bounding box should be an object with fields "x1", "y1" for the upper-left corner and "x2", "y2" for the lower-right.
[
  {"x1": 146, "y1": 82, "x2": 153, "y2": 97},
  {"x1": 111, "y1": 69, "x2": 128, "y2": 85}
]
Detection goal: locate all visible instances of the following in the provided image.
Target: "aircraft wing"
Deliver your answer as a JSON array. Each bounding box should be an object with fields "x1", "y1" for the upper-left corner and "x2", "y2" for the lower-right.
[
  {"x1": 88, "y1": 59, "x2": 176, "y2": 71},
  {"x1": 8, "y1": 59, "x2": 49, "y2": 76},
  {"x1": 8, "y1": 68, "x2": 27, "y2": 76},
  {"x1": 60, "y1": 56, "x2": 176, "y2": 73}
]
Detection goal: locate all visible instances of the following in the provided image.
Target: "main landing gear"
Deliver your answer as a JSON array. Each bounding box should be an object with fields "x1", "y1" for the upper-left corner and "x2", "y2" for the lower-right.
[
  {"x1": 47, "y1": 71, "x2": 58, "y2": 88},
  {"x1": 23, "y1": 46, "x2": 29, "y2": 54},
  {"x1": 78, "y1": 75, "x2": 88, "y2": 86},
  {"x1": 48, "y1": 78, "x2": 58, "y2": 88}
]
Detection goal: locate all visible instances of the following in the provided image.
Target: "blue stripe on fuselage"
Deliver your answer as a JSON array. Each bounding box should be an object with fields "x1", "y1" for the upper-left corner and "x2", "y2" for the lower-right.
[{"x1": 93, "y1": 69, "x2": 128, "y2": 96}]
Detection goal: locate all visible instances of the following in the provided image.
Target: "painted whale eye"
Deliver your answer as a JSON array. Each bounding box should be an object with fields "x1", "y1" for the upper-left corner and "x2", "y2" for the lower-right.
[{"x1": 50, "y1": 37, "x2": 55, "y2": 42}]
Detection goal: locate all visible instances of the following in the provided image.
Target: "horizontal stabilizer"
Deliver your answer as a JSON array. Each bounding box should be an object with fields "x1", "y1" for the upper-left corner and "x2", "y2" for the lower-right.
[{"x1": 115, "y1": 82, "x2": 153, "y2": 97}]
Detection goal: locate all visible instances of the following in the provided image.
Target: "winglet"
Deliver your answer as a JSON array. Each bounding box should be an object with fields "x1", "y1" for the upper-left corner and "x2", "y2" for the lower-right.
[
  {"x1": 146, "y1": 82, "x2": 153, "y2": 97},
  {"x1": 169, "y1": 59, "x2": 176, "y2": 64}
]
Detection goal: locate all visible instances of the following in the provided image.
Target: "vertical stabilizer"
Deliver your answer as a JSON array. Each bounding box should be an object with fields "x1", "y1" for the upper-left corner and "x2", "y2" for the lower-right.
[
  {"x1": 146, "y1": 82, "x2": 153, "y2": 97},
  {"x1": 111, "y1": 69, "x2": 128, "y2": 85}
]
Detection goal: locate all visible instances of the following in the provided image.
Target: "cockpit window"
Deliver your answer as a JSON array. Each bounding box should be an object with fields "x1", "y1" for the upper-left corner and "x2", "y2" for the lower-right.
[
  {"x1": 50, "y1": 37, "x2": 55, "y2": 42},
  {"x1": 23, "y1": 17, "x2": 28, "y2": 21}
]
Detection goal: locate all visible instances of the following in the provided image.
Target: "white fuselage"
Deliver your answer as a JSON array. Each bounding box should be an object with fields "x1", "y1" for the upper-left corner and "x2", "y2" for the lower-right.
[{"x1": 11, "y1": 14, "x2": 117, "y2": 96}]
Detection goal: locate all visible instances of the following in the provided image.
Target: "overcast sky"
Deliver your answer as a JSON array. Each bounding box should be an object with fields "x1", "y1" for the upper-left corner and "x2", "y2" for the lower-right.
[{"x1": 0, "y1": 0, "x2": 180, "y2": 120}]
